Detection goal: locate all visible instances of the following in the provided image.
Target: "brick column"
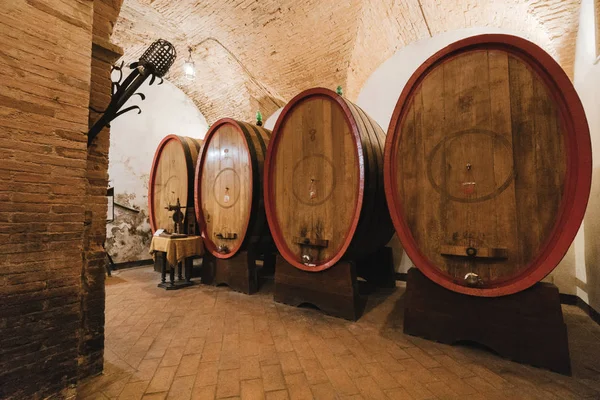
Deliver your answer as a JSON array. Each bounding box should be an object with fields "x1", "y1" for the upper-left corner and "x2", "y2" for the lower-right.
[
  {"x1": 79, "y1": 35, "x2": 123, "y2": 379},
  {"x1": 0, "y1": 1, "x2": 94, "y2": 398}
]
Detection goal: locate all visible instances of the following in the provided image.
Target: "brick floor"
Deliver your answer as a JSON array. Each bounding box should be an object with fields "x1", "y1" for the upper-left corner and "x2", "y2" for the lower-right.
[{"x1": 77, "y1": 267, "x2": 600, "y2": 400}]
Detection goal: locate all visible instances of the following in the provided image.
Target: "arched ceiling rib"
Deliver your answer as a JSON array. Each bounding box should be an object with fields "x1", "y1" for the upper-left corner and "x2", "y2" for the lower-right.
[{"x1": 112, "y1": 0, "x2": 581, "y2": 123}]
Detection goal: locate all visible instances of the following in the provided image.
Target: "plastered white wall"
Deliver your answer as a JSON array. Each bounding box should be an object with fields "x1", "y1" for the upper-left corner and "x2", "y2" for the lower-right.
[
  {"x1": 106, "y1": 79, "x2": 208, "y2": 263},
  {"x1": 572, "y1": 0, "x2": 600, "y2": 310},
  {"x1": 264, "y1": 107, "x2": 283, "y2": 131}
]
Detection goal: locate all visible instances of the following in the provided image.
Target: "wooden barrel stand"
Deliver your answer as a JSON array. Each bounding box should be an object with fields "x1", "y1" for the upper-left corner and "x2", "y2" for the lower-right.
[
  {"x1": 274, "y1": 255, "x2": 361, "y2": 321},
  {"x1": 404, "y1": 268, "x2": 571, "y2": 375},
  {"x1": 202, "y1": 247, "x2": 276, "y2": 295},
  {"x1": 356, "y1": 246, "x2": 396, "y2": 289},
  {"x1": 274, "y1": 246, "x2": 394, "y2": 320}
]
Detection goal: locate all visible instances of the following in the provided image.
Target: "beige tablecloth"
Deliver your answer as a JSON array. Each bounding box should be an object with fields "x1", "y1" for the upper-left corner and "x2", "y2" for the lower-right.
[{"x1": 150, "y1": 236, "x2": 204, "y2": 268}]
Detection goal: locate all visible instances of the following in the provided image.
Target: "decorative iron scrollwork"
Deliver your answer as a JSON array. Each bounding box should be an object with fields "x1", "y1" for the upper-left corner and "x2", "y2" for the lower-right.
[{"x1": 87, "y1": 39, "x2": 177, "y2": 146}]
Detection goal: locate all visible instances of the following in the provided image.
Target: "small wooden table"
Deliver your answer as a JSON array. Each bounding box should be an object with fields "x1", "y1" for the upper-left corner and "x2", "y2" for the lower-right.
[{"x1": 150, "y1": 235, "x2": 204, "y2": 290}]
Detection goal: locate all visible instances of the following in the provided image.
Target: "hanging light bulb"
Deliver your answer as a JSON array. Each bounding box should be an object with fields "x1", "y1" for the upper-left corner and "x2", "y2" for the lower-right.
[{"x1": 183, "y1": 46, "x2": 195, "y2": 81}]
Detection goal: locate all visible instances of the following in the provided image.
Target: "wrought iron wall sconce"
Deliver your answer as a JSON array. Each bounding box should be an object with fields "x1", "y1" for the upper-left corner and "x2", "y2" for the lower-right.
[{"x1": 87, "y1": 39, "x2": 177, "y2": 147}]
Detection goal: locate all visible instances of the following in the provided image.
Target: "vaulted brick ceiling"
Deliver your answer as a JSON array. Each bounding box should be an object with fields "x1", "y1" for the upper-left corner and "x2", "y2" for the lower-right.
[{"x1": 111, "y1": 0, "x2": 581, "y2": 124}]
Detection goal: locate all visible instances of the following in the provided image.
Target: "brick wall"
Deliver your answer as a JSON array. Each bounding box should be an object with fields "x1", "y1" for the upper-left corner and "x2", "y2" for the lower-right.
[
  {"x1": 0, "y1": 1, "x2": 94, "y2": 398},
  {"x1": 80, "y1": 0, "x2": 123, "y2": 382},
  {"x1": 0, "y1": 0, "x2": 122, "y2": 398}
]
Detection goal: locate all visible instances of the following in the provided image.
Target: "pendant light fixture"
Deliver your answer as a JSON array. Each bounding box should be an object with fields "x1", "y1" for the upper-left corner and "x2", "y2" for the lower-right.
[{"x1": 183, "y1": 46, "x2": 195, "y2": 81}]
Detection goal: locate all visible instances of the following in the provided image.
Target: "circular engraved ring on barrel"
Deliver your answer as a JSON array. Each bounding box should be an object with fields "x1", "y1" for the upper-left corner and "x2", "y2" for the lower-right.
[
  {"x1": 159, "y1": 175, "x2": 182, "y2": 204},
  {"x1": 426, "y1": 129, "x2": 515, "y2": 203},
  {"x1": 212, "y1": 167, "x2": 241, "y2": 209},
  {"x1": 148, "y1": 135, "x2": 203, "y2": 234},
  {"x1": 265, "y1": 88, "x2": 395, "y2": 272},
  {"x1": 291, "y1": 154, "x2": 336, "y2": 206},
  {"x1": 194, "y1": 118, "x2": 273, "y2": 260},
  {"x1": 384, "y1": 34, "x2": 592, "y2": 297}
]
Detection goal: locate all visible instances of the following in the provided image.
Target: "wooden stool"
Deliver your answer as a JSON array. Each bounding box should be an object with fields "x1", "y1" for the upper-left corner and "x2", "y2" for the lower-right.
[
  {"x1": 150, "y1": 235, "x2": 204, "y2": 291},
  {"x1": 157, "y1": 253, "x2": 193, "y2": 290}
]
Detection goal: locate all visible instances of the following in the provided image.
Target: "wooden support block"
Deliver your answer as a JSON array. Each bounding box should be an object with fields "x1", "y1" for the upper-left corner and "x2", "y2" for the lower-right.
[
  {"x1": 356, "y1": 246, "x2": 396, "y2": 288},
  {"x1": 403, "y1": 268, "x2": 571, "y2": 375},
  {"x1": 260, "y1": 251, "x2": 276, "y2": 276},
  {"x1": 202, "y1": 249, "x2": 273, "y2": 294},
  {"x1": 274, "y1": 255, "x2": 363, "y2": 320}
]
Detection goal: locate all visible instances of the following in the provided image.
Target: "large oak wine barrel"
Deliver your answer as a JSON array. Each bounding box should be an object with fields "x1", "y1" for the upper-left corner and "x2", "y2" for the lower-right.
[
  {"x1": 194, "y1": 118, "x2": 272, "y2": 258},
  {"x1": 148, "y1": 135, "x2": 203, "y2": 234},
  {"x1": 265, "y1": 87, "x2": 395, "y2": 271},
  {"x1": 384, "y1": 34, "x2": 592, "y2": 296}
]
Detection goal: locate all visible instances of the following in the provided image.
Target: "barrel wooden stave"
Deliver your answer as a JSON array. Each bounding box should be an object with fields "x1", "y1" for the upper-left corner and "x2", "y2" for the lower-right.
[
  {"x1": 148, "y1": 135, "x2": 203, "y2": 234},
  {"x1": 194, "y1": 118, "x2": 271, "y2": 259},
  {"x1": 265, "y1": 88, "x2": 394, "y2": 271},
  {"x1": 345, "y1": 101, "x2": 393, "y2": 258},
  {"x1": 385, "y1": 34, "x2": 592, "y2": 296}
]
